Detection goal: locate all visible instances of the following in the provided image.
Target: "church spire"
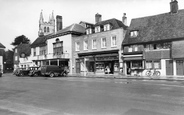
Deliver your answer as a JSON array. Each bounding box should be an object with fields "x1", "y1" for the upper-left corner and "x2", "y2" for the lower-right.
[{"x1": 39, "y1": 10, "x2": 44, "y2": 24}]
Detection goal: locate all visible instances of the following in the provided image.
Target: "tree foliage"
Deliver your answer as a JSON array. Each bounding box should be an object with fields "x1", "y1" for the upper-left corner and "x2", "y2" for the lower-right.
[
  {"x1": 17, "y1": 44, "x2": 31, "y2": 58},
  {"x1": 11, "y1": 35, "x2": 30, "y2": 46}
]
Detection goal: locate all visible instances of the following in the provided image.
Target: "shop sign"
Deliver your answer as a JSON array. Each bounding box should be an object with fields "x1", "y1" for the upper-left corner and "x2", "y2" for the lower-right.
[{"x1": 96, "y1": 56, "x2": 118, "y2": 61}]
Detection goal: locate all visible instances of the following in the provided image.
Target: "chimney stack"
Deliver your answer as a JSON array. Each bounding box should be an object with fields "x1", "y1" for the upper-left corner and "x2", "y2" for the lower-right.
[
  {"x1": 95, "y1": 13, "x2": 102, "y2": 23},
  {"x1": 56, "y1": 15, "x2": 62, "y2": 31},
  {"x1": 170, "y1": 0, "x2": 178, "y2": 14},
  {"x1": 122, "y1": 13, "x2": 127, "y2": 26}
]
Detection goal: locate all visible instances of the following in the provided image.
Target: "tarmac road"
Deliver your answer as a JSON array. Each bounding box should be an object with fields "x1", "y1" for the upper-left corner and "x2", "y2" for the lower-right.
[{"x1": 0, "y1": 73, "x2": 183, "y2": 115}]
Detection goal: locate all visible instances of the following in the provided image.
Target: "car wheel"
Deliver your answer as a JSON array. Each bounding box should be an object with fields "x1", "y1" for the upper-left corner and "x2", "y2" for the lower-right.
[
  {"x1": 34, "y1": 73, "x2": 38, "y2": 77},
  {"x1": 49, "y1": 73, "x2": 54, "y2": 77}
]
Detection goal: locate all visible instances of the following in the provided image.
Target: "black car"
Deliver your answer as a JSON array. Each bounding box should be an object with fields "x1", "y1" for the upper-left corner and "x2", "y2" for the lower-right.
[{"x1": 40, "y1": 65, "x2": 69, "y2": 77}]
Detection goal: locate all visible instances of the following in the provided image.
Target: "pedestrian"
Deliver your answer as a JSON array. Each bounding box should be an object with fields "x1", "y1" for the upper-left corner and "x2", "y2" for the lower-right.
[{"x1": 105, "y1": 66, "x2": 110, "y2": 74}]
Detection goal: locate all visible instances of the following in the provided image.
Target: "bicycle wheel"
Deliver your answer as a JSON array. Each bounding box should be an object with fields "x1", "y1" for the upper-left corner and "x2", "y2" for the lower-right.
[
  {"x1": 146, "y1": 71, "x2": 152, "y2": 77},
  {"x1": 155, "y1": 71, "x2": 161, "y2": 77}
]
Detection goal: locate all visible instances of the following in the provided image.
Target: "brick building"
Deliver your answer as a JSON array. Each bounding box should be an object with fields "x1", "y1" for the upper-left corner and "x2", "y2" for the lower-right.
[
  {"x1": 72, "y1": 13, "x2": 127, "y2": 75},
  {"x1": 122, "y1": 0, "x2": 184, "y2": 77}
]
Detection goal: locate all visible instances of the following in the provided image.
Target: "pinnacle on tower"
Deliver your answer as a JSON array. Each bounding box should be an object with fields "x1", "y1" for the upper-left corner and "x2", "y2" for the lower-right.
[{"x1": 39, "y1": 10, "x2": 44, "y2": 24}]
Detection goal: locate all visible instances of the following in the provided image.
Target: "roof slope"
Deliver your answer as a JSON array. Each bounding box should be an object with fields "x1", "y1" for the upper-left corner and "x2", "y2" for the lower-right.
[
  {"x1": 95, "y1": 18, "x2": 127, "y2": 30},
  {"x1": 0, "y1": 42, "x2": 5, "y2": 48},
  {"x1": 31, "y1": 35, "x2": 48, "y2": 48},
  {"x1": 56, "y1": 23, "x2": 85, "y2": 34},
  {"x1": 123, "y1": 9, "x2": 184, "y2": 45}
]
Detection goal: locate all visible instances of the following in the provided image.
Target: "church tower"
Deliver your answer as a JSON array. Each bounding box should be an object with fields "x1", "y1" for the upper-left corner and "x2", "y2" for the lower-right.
[{"x1": 38, "y1": 10, "x2": 55, "y2": 36}]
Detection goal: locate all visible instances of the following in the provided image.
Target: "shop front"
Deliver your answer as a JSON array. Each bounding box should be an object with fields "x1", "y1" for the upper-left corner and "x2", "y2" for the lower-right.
[
  {"x1": 123, "y1": 54, "x2": 144, "y2": 76},
  {"x1": 77, "y1": 53, "x2": 119, "y2": 75}
]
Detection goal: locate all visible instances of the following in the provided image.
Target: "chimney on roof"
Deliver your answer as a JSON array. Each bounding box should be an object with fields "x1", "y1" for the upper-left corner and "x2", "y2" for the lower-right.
[
  {"x1": 56, "y1": 15, "x2": 63, "y2": 31},
  {"x1": 95, "y1": 13, "x2": 102, "y2": 23},
  {"x1": 170, "y1": 0, "x2": 178, "y2": 14},
  {"x1": 122, "y1": 13, "x2": 127, "y2": 26}
]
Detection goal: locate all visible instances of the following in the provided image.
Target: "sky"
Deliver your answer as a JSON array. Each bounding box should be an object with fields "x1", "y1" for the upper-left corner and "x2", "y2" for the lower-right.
[{"x1": 1, "y1": 0, "x2": 184, "y2": 50}]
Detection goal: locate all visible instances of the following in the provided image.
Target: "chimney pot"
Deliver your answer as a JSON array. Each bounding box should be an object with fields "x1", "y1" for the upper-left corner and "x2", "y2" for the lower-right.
[
  {"x1": 95, "y1": 13, "x2": 102, "y2": 23},
  {"x1": 56, "y1": 15, "x2": 63, "y2": 31},
  {"x1": 122, "y1": 13, "x2": 127, "y2": 26},
  {"x1": 170, "y1": 0, "x2": 178, "y2": 14}
]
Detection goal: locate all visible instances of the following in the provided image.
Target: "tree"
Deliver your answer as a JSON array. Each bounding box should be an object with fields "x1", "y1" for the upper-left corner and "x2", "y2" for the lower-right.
[
  {"x1": 11, "y1": 35, "x2": 30, "y2": 46},
  {"x1": 17, "y1": 44, "x2": 31, "y2": 58},
  {"x1": 11, "y1": 35, "x2": 31, "y2": 58}
]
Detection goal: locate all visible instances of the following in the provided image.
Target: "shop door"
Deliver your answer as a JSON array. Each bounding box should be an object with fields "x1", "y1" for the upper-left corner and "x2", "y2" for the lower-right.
[
  {"x1": 176, "y1": 60, "x2": 184, "y2": 75},
  {"x1": 76, "y1": 62, "x2": 80, "y2": 73},
  {"x1": 126, "y1": 61, "x2": 131, "y2": 75},
  {"x1": 166, "y1": 60, "x2": 173, "y2": 75}
]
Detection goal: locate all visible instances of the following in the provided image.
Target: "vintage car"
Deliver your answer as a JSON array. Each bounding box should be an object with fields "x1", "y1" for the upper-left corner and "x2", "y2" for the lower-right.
[
  {"x1": 40, "y1": 65, "x2": 69, "y2": 77},
  {"x1": 14, "y1": 68, "x2": 30, "y2": 76},
  {"x1": 28, "y1": 67, "x2": 41, "y2": 77}
]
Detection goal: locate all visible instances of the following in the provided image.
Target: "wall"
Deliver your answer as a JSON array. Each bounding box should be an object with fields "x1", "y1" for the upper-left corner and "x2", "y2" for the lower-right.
[{"x1": 72, "y1": 28, "x2": 125, "y2": 74}]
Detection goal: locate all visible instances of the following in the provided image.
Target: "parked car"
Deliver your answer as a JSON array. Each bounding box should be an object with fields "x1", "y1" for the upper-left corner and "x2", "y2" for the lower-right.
[
  {"x1": 14, "y1": 68, "x2": 30, "y2": 76},
  {"x1": 28, "y1": 67, "x2": 41, "y2": 77},
  {"x1": 0, "y1": 69, "x2": 2, "y2": 77},
  {"x1": 40, "y1": 65, "x2": 69, "y2": 77}
]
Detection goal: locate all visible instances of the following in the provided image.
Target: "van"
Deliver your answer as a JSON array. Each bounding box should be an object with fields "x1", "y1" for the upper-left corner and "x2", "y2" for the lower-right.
[{"x1": 40, "y1": 65, "x2": 68, "y2": 77}]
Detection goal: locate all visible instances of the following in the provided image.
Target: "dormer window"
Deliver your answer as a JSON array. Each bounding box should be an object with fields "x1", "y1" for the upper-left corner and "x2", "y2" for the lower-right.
[
  {"x1": 130, "y1": 30, "x2": 139, "y2": 38},
  {"x1": 95, "y1": 26, "x2": 101, "y2": 33},
  {"x1": 104, "y1": 24, "x2": 110, "y2": 31},
  {"x1": 86, "y1": 28, "x2": 92, "y2": 35}
]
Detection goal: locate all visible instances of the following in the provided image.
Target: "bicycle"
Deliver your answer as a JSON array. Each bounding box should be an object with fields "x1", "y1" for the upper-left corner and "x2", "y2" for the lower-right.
[{"x1": 145, "y1": 69, "x2": 161, "y2": 78}]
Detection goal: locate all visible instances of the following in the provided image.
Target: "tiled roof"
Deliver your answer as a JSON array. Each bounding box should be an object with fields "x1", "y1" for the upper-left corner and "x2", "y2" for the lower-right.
[
  {"x1": 56, "y1": 23, "x2": 85, "y2": 35},
  {"x1": 95, "y1": 18, "x2": 127, "y2": 30},
  {"x1": 0, "y1": 43, "x2": 5, "y2": 48},
  {"x1": 123, "y1": 9, "x2": 184, "y2": 45},
  {"x1": 31, "y1": 35, "x2": 48, "y2": 48}
]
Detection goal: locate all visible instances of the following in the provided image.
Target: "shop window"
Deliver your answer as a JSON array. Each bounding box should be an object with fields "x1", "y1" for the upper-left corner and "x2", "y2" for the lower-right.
[
  {"x1": 86, "y1": 61, "x2": 95, "y2": 72},
  {"x1": 96, "y1": 62, "x2": 105, "y2": 72},
  {"x1": 132, "y1": 60, "x2": 143, "y2": 69}
]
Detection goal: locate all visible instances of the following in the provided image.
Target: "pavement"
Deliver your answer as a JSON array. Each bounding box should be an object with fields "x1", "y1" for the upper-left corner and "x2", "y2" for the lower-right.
[{"x1": 67, "y1": 73, "x2": 184, "y2": 81}]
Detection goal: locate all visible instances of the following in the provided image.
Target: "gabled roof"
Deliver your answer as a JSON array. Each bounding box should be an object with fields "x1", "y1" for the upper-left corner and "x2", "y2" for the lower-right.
[
  {"x1": 56, "y1": 23, "x2": 85, "y2": 35},
  {"x1": 0, "y1": 43, "x2": 5, "y2": 48},
  {"x1": 31, "y1": 34, "x2": 51, "y2": 48},
  {"x1": 31, "y1": 24, "x2": 85, "y2": 47},
  {"x1": 95, "y1": 18, "x2": 127, "y2": 30},
  {"x1": 123, "y1": 9, "x2": 184, "y2": 45}
]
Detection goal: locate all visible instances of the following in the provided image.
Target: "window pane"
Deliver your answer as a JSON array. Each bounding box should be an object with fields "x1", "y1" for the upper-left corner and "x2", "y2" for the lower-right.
[
  {"x1": 154, "y1": 61, "x2": 160, "y2": 69},
  {"x1": 146, "y1": 61, "x2": 152, "y2": 69}
]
